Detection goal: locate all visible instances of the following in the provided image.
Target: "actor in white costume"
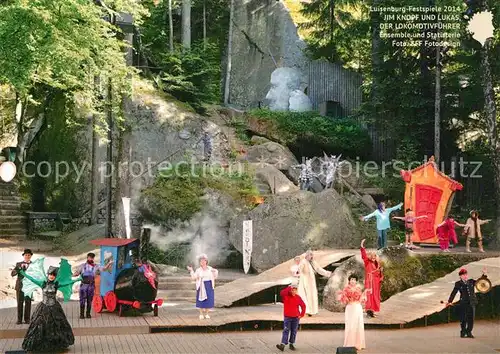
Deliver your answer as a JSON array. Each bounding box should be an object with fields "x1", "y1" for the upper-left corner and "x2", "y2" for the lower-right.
[
  {"x1": 297, "y1": 250, "x2": 332, "y2": 316},
  {"x1": 290, "y1": 256, "x2": 301, "y2": 278}
]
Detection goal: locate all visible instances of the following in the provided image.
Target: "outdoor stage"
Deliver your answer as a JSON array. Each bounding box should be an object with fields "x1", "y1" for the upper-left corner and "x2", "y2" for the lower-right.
[
  {"x1": 0, "y1": 301, "x2": 414, "y2": 340},
  {"x1": 1, "y1": 255, "x2": 498, "y2": 340}
]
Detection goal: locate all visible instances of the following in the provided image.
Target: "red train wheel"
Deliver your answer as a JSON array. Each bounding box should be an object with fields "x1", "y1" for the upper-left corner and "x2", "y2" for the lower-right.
[
  {"x1": 93, "y1": 296, "x2": 103, "y2": 313},
  {"x1": 104, "y1": 291, "x2": 117, "y2": 312}
]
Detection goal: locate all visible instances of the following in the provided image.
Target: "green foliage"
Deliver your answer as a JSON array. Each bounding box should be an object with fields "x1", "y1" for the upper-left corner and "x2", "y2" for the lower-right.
[
  {"x1": 148, "y1": 242, "x2": 190, "y2": 267},
  {"x1": 139, "y1": 0, "x2": 229, "y2": 110},
  {"x1": 395, "y1": 138, "x2": 420, "y2": 164},
  {"x1": 366, "y1": 173, "x2": 405, "y2": 202},
  {"x1": 139, "y1": 163, "x2": 258, "y2": 226},
  {"x1": 229, "y1": 118, "x2": 251, "y2": 144},
  {"x1": 382, "y1": 255, "x2": 423, "y2": 300},
  {"x1": 390, "y1": 228, "x2": 406, "y2": 243},
  {"x1": 247, "y1": 109, "x2": 371, "y2": 159},
  {"x1": 19, "y1": 90, "x2": 85, "y2": 215},
  {"x1": 300, "y1": 0, "x2": 371, "y2": 64},
  {"x1": 298, "y1": 0, "x2": 500, "y2": 167},
  {"x1": 155, "y1": 42, "x2": 221, "y2": 113},
  {"x1": 0, "y1": 0, "x2": 146, "y2": 153},
  {"x1": 381, "y1": 253, "x2": 484, "y2": 301}
]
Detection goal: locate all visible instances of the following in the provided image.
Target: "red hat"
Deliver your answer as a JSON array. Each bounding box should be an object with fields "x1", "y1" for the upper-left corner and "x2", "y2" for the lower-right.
[{"x1": 459, "y1": 268, "x2": 467, "y2": 275}]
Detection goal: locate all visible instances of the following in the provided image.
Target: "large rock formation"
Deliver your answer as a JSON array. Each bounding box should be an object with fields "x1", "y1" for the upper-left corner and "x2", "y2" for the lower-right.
[
  {"x1": 114, "y1": 81, "x2": 231, "y2": 237},
  {"x1": 228, "y1": 1, "x2": 363, "y2": 115},
  {"x1": 251, "y1": 162, "x2": 298, "y2": 195},
  {"x1": 322, "y1": 246, "x2": 412, "y2": 311},
  {"x1": 322, "y1": 254, "x2": 365, "y2": 312},
  {"x1": 229, "y1": 0, "x2": 308, "y2": 109},
  {"x1": 228, "y1": 189, "x2": 362, "y2": 272},
  {"x1": 245, "y1": 141, "x2": 298, "y2": 171}
]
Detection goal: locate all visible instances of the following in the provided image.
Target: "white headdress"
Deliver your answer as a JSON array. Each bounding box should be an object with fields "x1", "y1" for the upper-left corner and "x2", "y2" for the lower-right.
[{"x1": 197, "y1": 253, "x2": 208, "y2": 263}]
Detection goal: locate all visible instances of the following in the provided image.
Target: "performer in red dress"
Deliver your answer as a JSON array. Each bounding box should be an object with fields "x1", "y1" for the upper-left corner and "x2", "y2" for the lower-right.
[
  {"x1": 436, "y1": 218, "x2": 466, "y2": 252},
  {"x1": 360, "y1": 239, "x2": 383, "y2": 317}
]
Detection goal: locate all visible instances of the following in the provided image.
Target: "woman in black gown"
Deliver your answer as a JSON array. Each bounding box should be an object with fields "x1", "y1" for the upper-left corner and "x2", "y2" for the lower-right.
[{"x1": 19, "y1": 264, "x2": 81, "y2": 352}]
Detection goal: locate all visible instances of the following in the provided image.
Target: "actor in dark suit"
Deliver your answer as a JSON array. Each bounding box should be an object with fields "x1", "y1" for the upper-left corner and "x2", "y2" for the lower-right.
[
  {"x1": 11, "y1": 249, "x2": 33, "y2": 324},
  {"x1": 446, "y1": 267, "x2": 486, "y2": 338}
]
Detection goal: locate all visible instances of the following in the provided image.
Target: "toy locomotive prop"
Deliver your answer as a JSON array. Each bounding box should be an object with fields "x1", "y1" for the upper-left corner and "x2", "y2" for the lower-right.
[{"x1": 90, "y1": 236, "x2": 163, "y2": 316}]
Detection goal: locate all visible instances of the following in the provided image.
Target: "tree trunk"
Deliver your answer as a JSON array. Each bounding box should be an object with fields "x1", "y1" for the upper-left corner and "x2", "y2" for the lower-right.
[
  {"x1": 16, "y1": 112, "x2": 45, "y2": 167},
  {"x1": 168, "y1": 0, "x2": 174, "y2": 53},
  {"x1": 203, "y1": 0, "x2": 207, "y2": 50},
  {"x1": 370, "y1": 0, "x2": 382, "y2": 112},
  {"x1": 181, "y1": 0, "x2": 191, "y2": 50},
  {"x1": 480, "y1": 38, "x2": 500, "y2": 242},
  {"x1": 224, "y1": 0, "x2": 234, "y2": 105},
  {"x1": 90, "y1": 78, "x2": 100, "y2": 225},
  {"x1": 106, "y1": 76, "x2": 113, "y2": 237},
  {"x1": 329, "y1": 0, "x2": 334, "y2": 61},
  {"x1": 434, "y1": 46, "x2": 441, "y2": 163}
]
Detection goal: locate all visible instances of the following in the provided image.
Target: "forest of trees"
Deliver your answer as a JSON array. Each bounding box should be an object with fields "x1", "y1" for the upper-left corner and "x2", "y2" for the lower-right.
[{"x1": 0, "y1": 0, "x2": 498, "y2": 241}]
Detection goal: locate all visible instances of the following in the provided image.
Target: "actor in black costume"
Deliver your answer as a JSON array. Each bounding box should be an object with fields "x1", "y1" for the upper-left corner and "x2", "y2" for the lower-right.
[
  {"x1": 446, "y1": 267, "x2": 486, "y2": 338},
  {"x1": 11, "y1": 249, "x2": 33, "y2": 324},
  {"x1": 18, "y1": 258, "x2": 81, "y2": 352}
]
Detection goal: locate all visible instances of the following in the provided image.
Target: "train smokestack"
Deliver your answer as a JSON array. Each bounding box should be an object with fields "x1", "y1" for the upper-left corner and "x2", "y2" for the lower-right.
[{"x1": 140, "y1": 227, "x2": 151, "y2": 262}]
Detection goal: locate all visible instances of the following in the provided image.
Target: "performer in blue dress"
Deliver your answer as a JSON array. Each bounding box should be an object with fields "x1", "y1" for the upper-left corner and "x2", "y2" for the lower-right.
[{"x1": 187, "y1": 254, "x2": 218, "y2": 319}]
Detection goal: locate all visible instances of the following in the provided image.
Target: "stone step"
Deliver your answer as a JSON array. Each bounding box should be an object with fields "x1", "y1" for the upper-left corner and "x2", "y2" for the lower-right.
[
  {"x1": 0, "y1": 209, "x2": 23, "y2": 216},
  {"x1": 159, "y1": 289, "x2": 196, "y2": 298},
  {"x1": 0, "y1": 201, "x2": 22, "y2": 210},
  {"x1": 0, "y1": 215, "x2": 26, "y2": 222},
  {"x1": 0, "y1": 181, "x2": 18, "y2": 188},
  {"x1": 158, "y1": 281, "x2": 194, "y2": 291},
  {"x1": 0, "y1": 186, "x2": 18, "y2": 195},
  {"x1": 0, "y1": 228, "x2": 27, "y2": 236},
  {"x1": 158, "y1": 275, "x2": 236, "y2": 282},
  {"x1": 158, "y1": 277, "x2": 235, "y2": 284},
  {"x1": 158, "y1": 276, "x2": 193, "y2": 282},
  {"x1": 0, "y1": 233, "x2": 26, "y2": 238},
  {"x1": 157, "y1": 276, "x2": 234, "y2": 291},
  {"x1": 0, "y1": 195, "x2": 21, "y2": 202},
  {"x1": 160, "y1": 296, "x2": 194, "y2": 303},
  {"x1": 0, "y1": 222, "x2": 27, "y2": 230}
]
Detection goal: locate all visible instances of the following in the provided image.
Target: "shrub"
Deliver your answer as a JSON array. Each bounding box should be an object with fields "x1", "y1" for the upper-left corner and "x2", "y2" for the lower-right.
[
  {"x1": 139, "y1": 163, "x2": 258, "y2": 227},
  {"x1": 156, "y1": 42, "x2": 221, "y2": 113},
  {"x1": 381, "y1": 253, "x2": 485, "y2": 301},
  {"x1": 246, "y1": 109, "x2": 371, "y2": 159}
]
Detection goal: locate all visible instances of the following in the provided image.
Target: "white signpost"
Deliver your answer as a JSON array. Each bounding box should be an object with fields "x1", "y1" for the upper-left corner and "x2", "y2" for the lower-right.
[
  {"x1": 122, "y1": 197, "x2": 131, "y2": 239},
  {"x1": 242, "y1": 220, "x2": 253, "y2": 274}
]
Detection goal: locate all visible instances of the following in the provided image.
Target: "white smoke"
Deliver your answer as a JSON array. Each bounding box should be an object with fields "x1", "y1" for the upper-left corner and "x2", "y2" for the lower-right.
[{"x1": 146, "y1": 195, "x2": 233, "y2": 267}]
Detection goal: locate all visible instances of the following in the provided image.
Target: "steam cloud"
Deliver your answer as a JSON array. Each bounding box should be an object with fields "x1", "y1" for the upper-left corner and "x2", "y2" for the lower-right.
[{"x1": 146, "y1": 196, "x2": 232, "y2": 266}]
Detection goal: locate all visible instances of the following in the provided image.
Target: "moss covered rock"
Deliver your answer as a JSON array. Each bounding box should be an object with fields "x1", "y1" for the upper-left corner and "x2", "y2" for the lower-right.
[
  {"x1": 323, "y1": 254, "x2": 365, "y2": 312},
  {"x1": 323, "y1": 246, "x2": 488, "y2": 310},
  {"x1": 229, "y1": 189, "x2": 362, "y2": 272},
  {"x1": 139, "y1": 164, "x2": 258, "y2": 226}
]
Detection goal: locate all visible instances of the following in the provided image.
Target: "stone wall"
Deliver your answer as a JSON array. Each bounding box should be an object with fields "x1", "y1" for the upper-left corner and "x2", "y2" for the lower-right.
[
  {"x1": 229, "y1": 0, "x2": 308, "y2": 109},
  {"x1": 74, "y1": 80, "x2": 231, "y2": 239},
  {"x1": 228, "y1": 0, "x2": 363, "y2": 115}
]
